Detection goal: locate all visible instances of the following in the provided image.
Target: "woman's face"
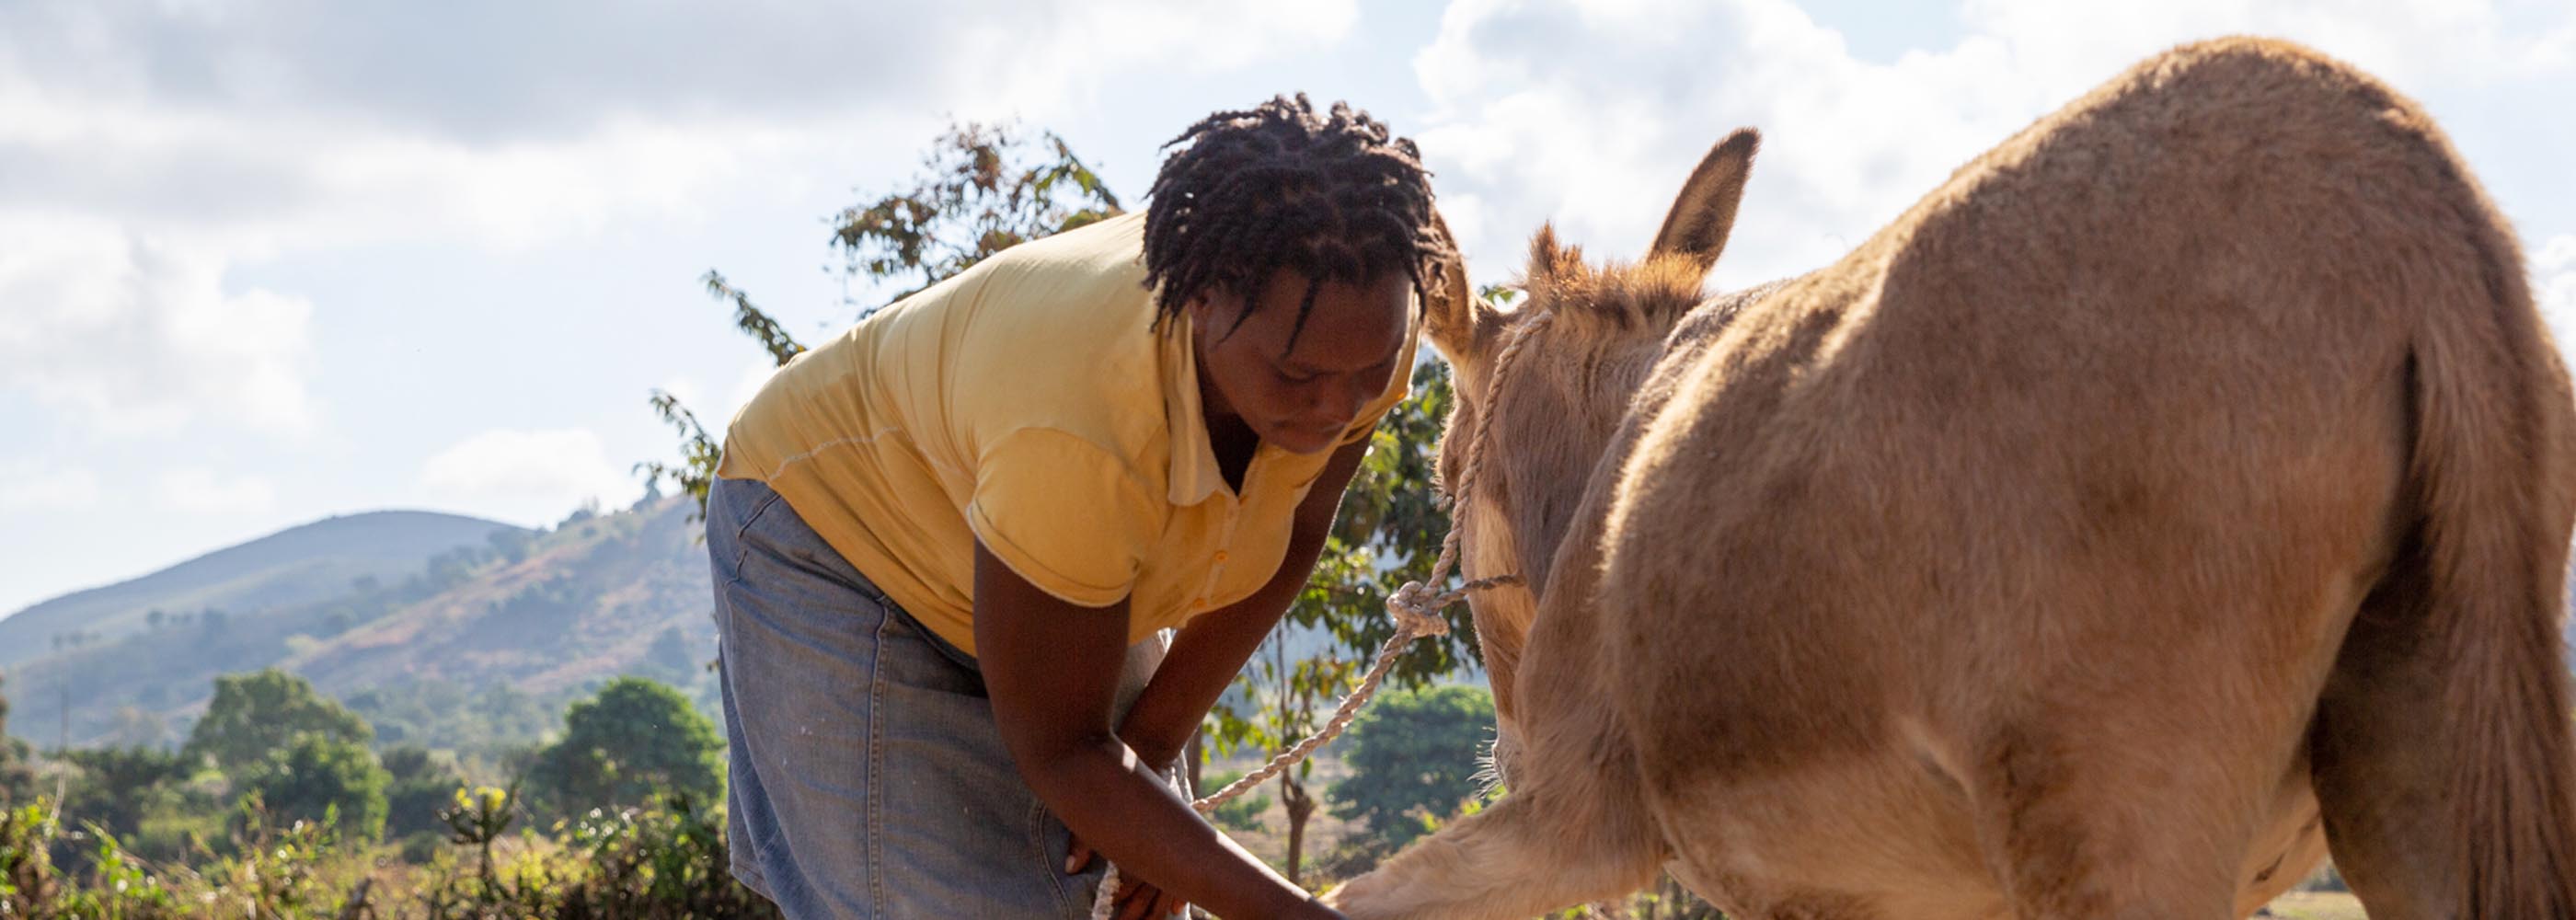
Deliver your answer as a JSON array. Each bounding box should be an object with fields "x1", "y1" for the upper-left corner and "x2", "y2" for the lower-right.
[{"x1": 1191, "y1": 270, "x2": 1412, "y2": 455}]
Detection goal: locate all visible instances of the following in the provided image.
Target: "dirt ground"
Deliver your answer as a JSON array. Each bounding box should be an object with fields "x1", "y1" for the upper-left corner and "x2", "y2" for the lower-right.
[{"x1": 2260, "y1": 891, "x2": 2368, "y2": 919}]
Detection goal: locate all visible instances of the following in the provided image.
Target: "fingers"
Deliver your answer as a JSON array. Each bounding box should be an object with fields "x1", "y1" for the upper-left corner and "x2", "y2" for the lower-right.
[
  {"x1": 1065, "y1": 836, "x2": 1094, "y2": 874},
  {"x1": 1114, "y1": 881, "x2": 1154, "y2": 920},
  {"x1": 1119, "y1": 879, "x2": 1195, "y2": 920}
]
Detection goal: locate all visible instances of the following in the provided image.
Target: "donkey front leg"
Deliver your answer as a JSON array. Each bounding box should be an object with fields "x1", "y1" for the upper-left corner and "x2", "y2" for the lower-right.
[{"x1": 1324, "y1": 719, "x2": 1663, "y2": 920}]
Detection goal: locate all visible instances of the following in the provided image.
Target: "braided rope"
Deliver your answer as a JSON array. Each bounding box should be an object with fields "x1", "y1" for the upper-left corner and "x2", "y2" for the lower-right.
[{"x1": 1087, "y1": 308, "x2": 1555, "y2": 919}]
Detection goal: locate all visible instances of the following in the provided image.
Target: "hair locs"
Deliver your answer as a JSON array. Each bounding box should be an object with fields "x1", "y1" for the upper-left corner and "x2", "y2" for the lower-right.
[{"x1": 1142, "y1": 93, "x2": 1455, "y2": 348}]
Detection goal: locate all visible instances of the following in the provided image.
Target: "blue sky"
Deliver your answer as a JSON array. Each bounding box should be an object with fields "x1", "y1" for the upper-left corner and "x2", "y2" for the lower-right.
[{"x1": 5, "y1": 0, "x2": 2573, "y2": 618}]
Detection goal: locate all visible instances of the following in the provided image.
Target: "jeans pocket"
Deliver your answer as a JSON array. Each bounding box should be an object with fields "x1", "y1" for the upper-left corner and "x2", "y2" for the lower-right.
[{"x1": 1030, "y1": 799, "x2": 1098, "y2": 918}]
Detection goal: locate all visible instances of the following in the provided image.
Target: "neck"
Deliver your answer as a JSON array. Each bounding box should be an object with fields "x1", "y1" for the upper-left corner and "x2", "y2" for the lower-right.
[
  {"x1": 1193, "y1": 320, "x2": 1259, "y2": 492},
  {"x1": 1205, "y1": 410, "x2": 1257, "y2": 492},
  {"x1": 1486, "y1": 284, "x2": 1777, "y2": 592},
  {"x1": 1482, "y1": 333, "x2": 1669, "y2": 595}
]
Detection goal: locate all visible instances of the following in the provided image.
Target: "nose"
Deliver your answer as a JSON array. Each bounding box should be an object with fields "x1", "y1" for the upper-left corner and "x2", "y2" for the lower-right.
[{"x1": 1316, "y1": 373, "x2": 1373, "y2": 427}]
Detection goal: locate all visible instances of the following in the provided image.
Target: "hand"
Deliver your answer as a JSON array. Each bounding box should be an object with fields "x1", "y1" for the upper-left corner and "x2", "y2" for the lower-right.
[{"x1": 1068, "y1": 833, "x2": 1190, "y2": 919}]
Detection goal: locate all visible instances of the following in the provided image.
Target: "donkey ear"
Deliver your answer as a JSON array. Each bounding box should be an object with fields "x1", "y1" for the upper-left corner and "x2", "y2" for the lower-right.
[
  {"x1": 1421, "y1": 208, "x2": 1502, "y2": 367},
  {"x1": 1648, "y1": 128, "x2": 1760, "y2": 278}
]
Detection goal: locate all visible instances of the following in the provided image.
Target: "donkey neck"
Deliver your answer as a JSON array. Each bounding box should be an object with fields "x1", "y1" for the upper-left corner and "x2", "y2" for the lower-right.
[
  {"x1": 1488, "y1": 328, "x2": 1675, "y2": 596},
  {"x1": 1484, "y1": 282, "x2": 1781, "y2": 596}
]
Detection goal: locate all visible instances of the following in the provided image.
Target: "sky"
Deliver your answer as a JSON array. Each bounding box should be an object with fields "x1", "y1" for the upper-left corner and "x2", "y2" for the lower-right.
[{"x1": 5, "y1": 0, "x2": 2574, "y2": 618}]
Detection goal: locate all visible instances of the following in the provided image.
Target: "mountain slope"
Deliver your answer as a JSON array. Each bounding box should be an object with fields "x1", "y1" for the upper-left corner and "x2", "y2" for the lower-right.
[
  {"x1": 283, "y1": 498, "x2": 711, "y2": 699},
  {"x1": 0, "y1": 511, "x2": 523, "y2": 667},
  {"x1": 3, "y1": 498, "x2": 711, "y2": 751}
]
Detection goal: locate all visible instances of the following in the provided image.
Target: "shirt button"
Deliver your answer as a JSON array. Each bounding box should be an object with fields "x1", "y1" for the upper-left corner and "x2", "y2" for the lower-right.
[
  {"x1": 1192, "y1": 597, "x2": 1209, "y2": 609},
  {"x1": 1213, "y1": 551, "x2": 1229, "y2": 563}
]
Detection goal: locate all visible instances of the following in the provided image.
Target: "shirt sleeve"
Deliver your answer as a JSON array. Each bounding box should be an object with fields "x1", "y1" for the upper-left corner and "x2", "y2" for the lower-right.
[{"x1": 965, "y1": 427, "x2": 1164, "y2": 608}]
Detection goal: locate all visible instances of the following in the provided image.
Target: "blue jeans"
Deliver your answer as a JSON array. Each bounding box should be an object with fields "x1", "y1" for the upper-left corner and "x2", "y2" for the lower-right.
[{"x1": 707, "y1": 476, "x2": 1167, "y2": 919}]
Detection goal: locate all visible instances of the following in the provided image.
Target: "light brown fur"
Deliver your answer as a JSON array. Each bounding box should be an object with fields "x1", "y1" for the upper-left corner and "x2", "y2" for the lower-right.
[{"x1": 1330, "y1": 38, "x2": 2576, "y2": 920}]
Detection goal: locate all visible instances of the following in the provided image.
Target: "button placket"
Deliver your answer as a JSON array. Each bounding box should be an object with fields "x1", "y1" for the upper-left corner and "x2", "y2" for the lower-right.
[{"x1": 1197, "y1": 502, "x2": 1241, "y2": 612}]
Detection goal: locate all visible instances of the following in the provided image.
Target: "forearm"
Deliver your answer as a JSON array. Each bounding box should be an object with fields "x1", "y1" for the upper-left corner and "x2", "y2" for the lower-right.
[
  {"x1": 1024, "y1": 736, "x2": 1319, "y2": 918},
  {"x1": 1119, "y1": 531, "x2": 1328, "y2": 769},
  {"x1": 1119, "y1": 438, "x2": 1373, "y2": 769}
]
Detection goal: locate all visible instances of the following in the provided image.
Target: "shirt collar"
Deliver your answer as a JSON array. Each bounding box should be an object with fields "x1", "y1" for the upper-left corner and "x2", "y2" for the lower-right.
[{"x1": 1159, "y1": 310, "x2": 1226, "y2": 507}]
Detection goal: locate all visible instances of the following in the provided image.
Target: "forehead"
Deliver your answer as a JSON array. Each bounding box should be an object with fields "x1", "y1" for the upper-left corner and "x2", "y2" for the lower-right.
[{"x1": 1230, "y1": 270, "x2": 1412, "y2": 366}]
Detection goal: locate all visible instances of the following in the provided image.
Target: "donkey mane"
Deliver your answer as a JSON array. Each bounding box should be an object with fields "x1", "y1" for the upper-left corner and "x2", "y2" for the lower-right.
[{"x1": 1522, "y1": 224, "x2": 1711, "y2": 339}]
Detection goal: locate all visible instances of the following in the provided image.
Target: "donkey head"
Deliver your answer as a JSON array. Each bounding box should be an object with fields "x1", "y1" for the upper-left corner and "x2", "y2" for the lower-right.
[{"x1": 1429, "y1": 129, "x2": 1761, "y2": 778}]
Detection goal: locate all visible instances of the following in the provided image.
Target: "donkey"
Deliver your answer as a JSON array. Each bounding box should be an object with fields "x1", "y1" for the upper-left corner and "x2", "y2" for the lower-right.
[{"x1": 1330, "y1": 37, "x2": 2576, "y2": 920}]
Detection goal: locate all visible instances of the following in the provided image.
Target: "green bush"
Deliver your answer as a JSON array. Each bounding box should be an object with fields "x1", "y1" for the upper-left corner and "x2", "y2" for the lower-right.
[
  {"x1": 1202, "y1": 769, "x2": 1273, "y2": 832},
  {"x1": 237, "y1": 732, "x2": 390, "y2": 843},
  {"x1": 382, "y1": 744, "x2": 466, "y2": 840},
  {"x1": 1325, "y1": 684, "x2": 1497, "y2": 850},
  {"x1": 399, "y1": 829, "x2": 446, "y2": 865},
  {"x1": 183, "y1": 669, "x2": 373, "y2": 773},
  {"x1": 6, "y1": 789, "x2": 782, "y2": 918},
  {"x1": 526, "y1": 676, "x2": 723, "y2": 820}
]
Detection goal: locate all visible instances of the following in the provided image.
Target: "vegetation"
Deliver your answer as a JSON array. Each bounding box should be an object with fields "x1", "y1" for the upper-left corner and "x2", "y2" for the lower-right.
[
  {"x1": 0, "y1": 673, "x2": 36, "y2": 805},
  {"x1": 3, "y1": 665, "x2": 778, "y2": 917},
  {"x1": 1325, "y1": 684, "x2": 1496, "y2": 852},
  {"x1": 237, "y1": 732, "x2": 391, "y2": 843},
  {"x1": 0, "y1": 789, "x2": 780, "y2": 919},
  {"x1": 523, "y1": 677, "x2": 724, "y2": 822},
  {"x1": 185, "y1": 669, "x2": 374, "y2": 774}
]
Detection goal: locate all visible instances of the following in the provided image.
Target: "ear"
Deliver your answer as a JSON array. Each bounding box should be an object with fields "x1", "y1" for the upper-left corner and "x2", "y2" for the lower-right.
[
  {"x1": 1421, "y1": 207, "x2": 1504, "y2": 368},
  {"x1": 1648, "y1": 128, "x2": 1760, "y2": 279}
]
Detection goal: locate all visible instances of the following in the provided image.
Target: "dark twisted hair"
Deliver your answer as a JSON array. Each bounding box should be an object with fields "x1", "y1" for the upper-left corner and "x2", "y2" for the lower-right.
[{"x1": 1143, "y1": 94, "x2": 1454, "y2": 348}]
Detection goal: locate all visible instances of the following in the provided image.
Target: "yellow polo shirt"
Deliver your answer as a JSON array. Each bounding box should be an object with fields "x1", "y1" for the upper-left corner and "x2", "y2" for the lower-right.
[{"x1": 714, "y1": 212, "x2": 1415, "y2": 655}]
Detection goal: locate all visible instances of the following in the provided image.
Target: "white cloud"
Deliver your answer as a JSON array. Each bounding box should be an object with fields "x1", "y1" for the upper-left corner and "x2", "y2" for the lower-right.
[
  {"x1": 1961, "y1": 0, "x2": 2575, "y2": 93},
  {"x1": 2536, "y1": 234, "x2": 2576, "y2": 362},
  {"x1": 0, "y1": 220, "x2": 316, "y2": 436},
  {"x1": 0, "y1": 0, "x2": 1369, "y2": 443},
  {"x1": 949, "y1": 0, "x2": 1359, "y2": 117},
  {"x1": 155, "y1": 467, "x2": 276, "y2": 513},
  {"x1": 658, "y1": 376, "x2": 707, "y2": 416},
  {"x1": 1411, "y1": 0, "x2": 2576, "y2": 291},
  {"x1": 654, "y1": 360, "x2": 776, "y2": 435},
  {"x1": 421, "y1": 427, "x2": 642, "y2": 523},
  {"x1": 0, "y1": 458, "x2": 102, "y2": 512},
  {"x1": 0, "y1": 0, "x2": 1363, "y2": 252}
]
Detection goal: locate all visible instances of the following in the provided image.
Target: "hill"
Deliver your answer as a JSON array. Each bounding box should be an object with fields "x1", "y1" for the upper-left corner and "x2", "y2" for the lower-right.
[
  {"x1": 0, "y1": 511, "x2": 523, "y2": 668},
  {"x1": 1, "y1": 499, "x2": 712, "y2": 753}
]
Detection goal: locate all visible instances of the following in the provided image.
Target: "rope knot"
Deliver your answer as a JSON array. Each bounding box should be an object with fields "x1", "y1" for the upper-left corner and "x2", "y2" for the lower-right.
[{"x1": 1386, "y1": 580, "x2": 1452, "y2": 638}]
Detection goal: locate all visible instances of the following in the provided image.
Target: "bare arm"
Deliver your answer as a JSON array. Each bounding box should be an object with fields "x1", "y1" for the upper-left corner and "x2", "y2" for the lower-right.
[
  {"x1": 1118, "y1": 435, "x2": 1374, "y2": 770},
  {"x1": 975, "y1": 535, "x2": 1341, "y2": 920}
]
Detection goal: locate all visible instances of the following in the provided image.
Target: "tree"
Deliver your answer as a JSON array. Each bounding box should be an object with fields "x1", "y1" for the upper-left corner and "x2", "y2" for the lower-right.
[
  {"x1": 526, "y1": 677, "x2": 722, "y2": 817},
  {"x1": 1205, "y1": 639, "x2": 1355, "y2": 884},
  {"x1": 828, "y1": 121, "x2": 1124, "y2": 305},
  {"x1": 0, "y1": 671, "x2": 34, "y2": 804},
  {"x1": 57, "y1": 745, "x2": 190, "y2": 839},
  {"x1": 380, "y1": 744, "x2": 464, "y2": 840},
  {"x1": 183, "y1": 669, "x2": 372, "y2": 774},
  {"x1": 1324, "y1": 684, "x2": 1497, "y2": 851},
  {"x1": 640, "y1": 120, "x2": 1123, "y2": 520},
  {"x1": 106, "y1": 705, "x2": 170, "y2": 750},
  {"x1": 239, "y1": 732, "x2": 390, "y2": 843}
]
